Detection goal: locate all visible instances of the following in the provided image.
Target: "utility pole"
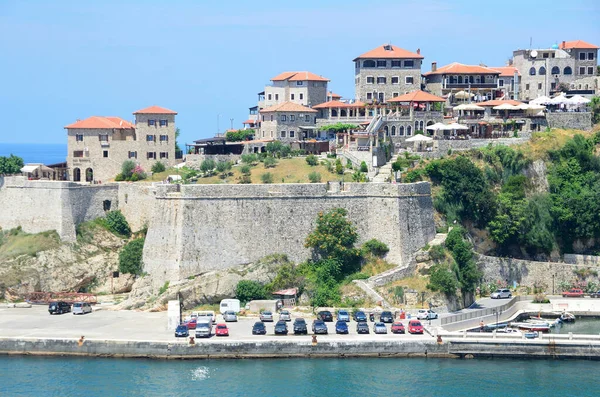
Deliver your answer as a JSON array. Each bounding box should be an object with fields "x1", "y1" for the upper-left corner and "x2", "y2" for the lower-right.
[
  {"x1": 230, "y1": 118, "x2": 234, "y2": 130},
  {"x1": 217, "y1": 114, "x2": 221, "y2": 136}
]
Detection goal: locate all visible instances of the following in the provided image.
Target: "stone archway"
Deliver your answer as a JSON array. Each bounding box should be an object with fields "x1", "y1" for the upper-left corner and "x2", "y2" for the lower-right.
[
  {"x1": 73, "y1": 168, "x2": 81, "y2": 182},
  {"x1": 85, "y1": 168, "x2": 93, "y2": 183}
]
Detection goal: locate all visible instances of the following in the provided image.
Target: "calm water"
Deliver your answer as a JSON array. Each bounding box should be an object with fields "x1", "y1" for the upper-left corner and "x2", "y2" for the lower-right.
[
  {"x1": 1, "y1": 356, "x2": 599, "y2": 396},
  {"x1": 0, "y1": 143, "x2": 66, "y2": 165}
]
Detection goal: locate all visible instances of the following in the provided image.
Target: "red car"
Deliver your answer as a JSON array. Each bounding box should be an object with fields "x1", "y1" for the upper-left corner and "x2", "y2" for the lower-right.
[
  {"x1": 562, "y1": 288, "x2": 584, "y2": 298},
  {"x1": 408, "y1": 320, "x2": 424, "y2": 334},
  {"x1": 186, "y1": 319, "x2": 197, "y2": 330},
  {"x1": 391, "y1": 322, "x2": 405, "y2": 334},
  {"x1": 215, "y1": 323, "x2": 229, "y2": 336}
]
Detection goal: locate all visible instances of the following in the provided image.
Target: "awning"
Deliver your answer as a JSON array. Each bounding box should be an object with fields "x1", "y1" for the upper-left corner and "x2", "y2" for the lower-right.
[
  {"x1": 299, "y1": 126, "x2": 318, "y2": 130},
  {"x1": 273, "y1": 288, "x2": 298, "y2": 296},
  {"x1": 21, "y1": 164, "x2": 54, "y2": 173}
]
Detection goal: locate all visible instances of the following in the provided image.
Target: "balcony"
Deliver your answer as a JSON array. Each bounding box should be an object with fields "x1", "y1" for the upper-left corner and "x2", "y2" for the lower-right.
[{"x1": 444, "y1": 82, "x2": 498, "y2": 89}]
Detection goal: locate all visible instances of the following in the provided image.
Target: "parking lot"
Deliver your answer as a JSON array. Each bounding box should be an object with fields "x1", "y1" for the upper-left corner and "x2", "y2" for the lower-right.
[{"x1": 0, "y1": 305, "x2": 434, "y2": 343}]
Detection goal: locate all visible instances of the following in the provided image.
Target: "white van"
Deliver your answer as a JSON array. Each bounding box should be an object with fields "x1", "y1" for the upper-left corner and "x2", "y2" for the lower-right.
[
  {"x1": 194, "y1": 311, "x2": 215, "y2": 327},
  {"x1": 195, "y1": 319, "x2": 212, "y2": 338},
  {"x1": 220, "y1": 299, "x2": 241, "y2": 314}
]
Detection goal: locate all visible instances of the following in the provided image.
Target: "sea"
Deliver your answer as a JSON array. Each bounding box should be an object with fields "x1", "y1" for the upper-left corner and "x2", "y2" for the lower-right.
[
  {"x1": 0, "y1": 143, "x2": 67, "y2": 165},
  {"x1": 0, "y1": 356, "x2": 598, "y2": 396}
]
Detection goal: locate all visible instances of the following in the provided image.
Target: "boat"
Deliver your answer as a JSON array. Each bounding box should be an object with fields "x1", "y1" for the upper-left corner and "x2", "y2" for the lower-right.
[
  {"x1": 560, "y1": 312, "x2": 576, "y2": 323},
  {"x1": 497, "y1": 327, "x2": 522, "y2": 336},
  {"x1": 510, "y1": 322, "x2": 551, "y2": 332},
  {"x1": 524, "y1": 331, "x2": 539, "y2": 339}
]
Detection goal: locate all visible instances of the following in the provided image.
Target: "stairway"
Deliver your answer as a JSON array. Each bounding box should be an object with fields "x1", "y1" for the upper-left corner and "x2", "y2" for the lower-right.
[
  {"x1": 353, "y1": 280, "x2": 391, "y2": 308},
  {"x1": 370, "y1": 154, "x2": 398, "y2": 183}
]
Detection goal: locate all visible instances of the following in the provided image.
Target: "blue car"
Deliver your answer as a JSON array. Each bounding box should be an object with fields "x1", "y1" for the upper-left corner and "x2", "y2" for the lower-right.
[
  {"x1": 175, "y1": 324, "x2": 189, "y2": 337},
  {"x1": 335, "y1": 320, "x2": 349, "y2": 334},
  {"x1": 337, "y1": 310, "x2": 350, "y2": 322},
  {"x1": 353, "y1": 311, "x2": 367, "y2": 322}
]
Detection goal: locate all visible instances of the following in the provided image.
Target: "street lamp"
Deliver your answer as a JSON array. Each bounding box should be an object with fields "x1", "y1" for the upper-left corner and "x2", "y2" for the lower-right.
[
  {"x1": 421, "y1": 292, "x2": 426, "y2": 308},
  {"x1": 552, "y1": 273, "x2": 556, "y2": 295}
]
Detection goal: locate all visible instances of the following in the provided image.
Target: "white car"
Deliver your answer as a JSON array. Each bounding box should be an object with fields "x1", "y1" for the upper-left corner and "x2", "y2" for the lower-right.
[
  {"x1": 223, "y1": 311, "x2": 237, "y2": 322},
  {"x1": 416, "y1": 309, "x2": 438, "y2": 320},
  {"x1": 72, "y1": 302, "x2": 92, "y2": 315},
  {"x1": 491, "y1": 289, "x2": 512, "y2": 299},
  {"x1": 279, "y1": 310, "x2": 291, "y2": 321}
]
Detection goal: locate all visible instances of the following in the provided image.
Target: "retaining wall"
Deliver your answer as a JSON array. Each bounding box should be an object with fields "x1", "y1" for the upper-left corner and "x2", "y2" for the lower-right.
[{"x1": 546, "y1": 112, "x2": 592, "y2": 130}]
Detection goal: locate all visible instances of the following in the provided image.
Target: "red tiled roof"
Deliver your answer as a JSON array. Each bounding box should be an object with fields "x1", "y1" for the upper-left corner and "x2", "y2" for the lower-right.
[
  {"x1": 260, "y1": 101, "x2": 318, "y2": 113},
  {"x1": 387, "y1": 90, "x2": 446, "y2": 103},
  {"x1": 354, "y1": 44, "x2": 423, "y2": 60},
  {"x1": 328, "y1": 91, "x2": 342, "y2": 99},
  {"x1": 423, "y1": 62, "x2": 501, "y2": 76},
  {"x1": 476, "y1": 99, "x2": 523, "y2": 107},
  {"x1": 559, "y1": 40, "x2": 599, "y2": 49},
  {"x1": 133, "y1": 105, "x2": 177, "y2": 115},
  {"x1": 490, "y1": 66, "x2": 520, "y2": 77},
  {"x1": 312, "y1": 100, "x2": 365, "y2": 109},
  {"x1": 271, "y1": 71, "x2": 329, "y2": 82},
  {"x1": 243, "y1": 119, "x2": 257, "y2": 124},
  {"x1": 64, "y1": 116, "x2": 134, "y2": 129}
]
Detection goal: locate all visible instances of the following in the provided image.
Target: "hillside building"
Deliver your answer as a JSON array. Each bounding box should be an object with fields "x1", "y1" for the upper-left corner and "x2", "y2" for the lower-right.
[
  {"x1": 258, "y1": 102, "x2": 320, "y2": 142},
  {"x1": 423, "y1": 62, "x2": 501, "y2": 103}
]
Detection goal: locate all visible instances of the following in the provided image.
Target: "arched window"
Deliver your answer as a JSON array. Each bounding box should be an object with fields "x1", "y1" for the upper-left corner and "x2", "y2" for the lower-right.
[
  {"x1": 73, "y1": 168, "x2": 81, "y2": 182},
  {"x1": 340, "y1": 109, "x2": 347, "y2": 117},
  {"x1": 391, "y1": 126, "x2": 396, "y2": 136},
  {"x1": 363, "y1": 60, "x2": 375, "y2": 68},
  {"x1": 458, "y1": 76, "x2": 463, "y2": 83},
  {"x1": 331, "y1": 109, "x2": 338, "y2": 117},
  {"x1": 529, "y1": 67, "x2": 536, "y2": 76},
  {"x1": 564, "y1": 66, "x2": 572, "y2": 75},
  {"x1": 419, "y1": 121, "x2": 424, "y2": 131},
  {"x1": 551, "y1": 66, "x2": 560, "y2": 75},
  {"x1": 407, "y1": 126, "x2": 412, "y2": 136},
  {"x1": 539, "y1": 66, "x2": 546, "y2": 75},
  {"x1": 399, "y1": 126, "x2": 404, "y2": 136},
  {"x1": 85, "y1": 168, "x2": 93, "y2": 183},
  {"x1": 414, "y1": 121, "x2": 419, "y2": 131},
  {"x1": 384, "y1": 126, "x2": 389, "y2": 136}
]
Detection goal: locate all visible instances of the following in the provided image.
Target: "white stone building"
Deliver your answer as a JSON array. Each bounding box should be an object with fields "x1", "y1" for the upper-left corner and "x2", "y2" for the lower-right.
[
  {"x1": 258, "y1": 102, "x2": 319, "y2": 142},
  {"x1": 258, "y1": 71, "x2": 329, "y2": 109}
]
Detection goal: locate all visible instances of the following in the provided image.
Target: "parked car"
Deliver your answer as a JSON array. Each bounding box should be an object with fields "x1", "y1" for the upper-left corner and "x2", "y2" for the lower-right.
[
  {"x1": 72, "y1": 302, "x2": 92, "y2": 315},
  {"x1": 312, "y1": 320, "x2": 328, "y2": 334},
  {"x1": 562, "y1": 288, "x2": 584, "y2": 298},
  {"x1": 195, "y1": 319, "x2": 212, "y2": 338},
  {"x1": 356, "y1": 322, "x2": 370, "y2": 334},
  {"x1": 337, "y1": 310, "x2": 350, "y2": 322},
  {"x1": 48, "y1": 301, "x2": 71, "y2": 315},
  {"x1": 293, "y1": 318, "x2": 308, "y2": 335},
  {"x1": 335, "y1": 320, "x2": 349, "y2": 334},
  {"x1": 373, "y1": 322, "x2": 387, "y2": 334},
  {"x1": 279, "y1": 310, "x2": 291, "y2": 322},
  {"x1": 274, "y1": 321, "x2": 288, "y2": 335},
  {"x1": 408, "y1": 320, "x2": 424, "y2": 334},
  {"x1": 175, "y1": 324, "x2": 189, "y2": 337},
  {"x1": 590, "y1": 291, "x2": 600, "y2": 298},
  {"x1": 260, "y1": 311, "x2": 274, "y2": 322},
  {"x1": 491, "y1": 289, "x2": 512, "y2": 299},
  {"x1": 215, "y1": 323, "x2": 229, "y2": 337},
  {"x1": 186, "y1": 319, "x2": 197, "y2": 330},
  {"x1": 223, "y1": 311, "x2": 237, "y2": 322},
  {"x1": 380, "y1": 311, "x2": 394, "y2": 323},
  {"x1": 353, "y1": 311, "x2": 367, "y2": 322},
  {"x1": 317, "y1": 311, "x2": 333, "y2": 322},
  {"x1": 391, "y1": 322, "x2": 406, "y2": 334},
  {"x1": 416, "y1": 309, "x2": 438, "y2": 320},
  {"x1": 252, "y1": 322, "x2": 267, "y2": 335}
]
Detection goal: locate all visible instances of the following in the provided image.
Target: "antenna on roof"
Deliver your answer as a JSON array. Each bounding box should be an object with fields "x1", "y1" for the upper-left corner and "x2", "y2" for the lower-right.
[{"x1": 529, "y1": 37, "x2": 532, "y2": 49}]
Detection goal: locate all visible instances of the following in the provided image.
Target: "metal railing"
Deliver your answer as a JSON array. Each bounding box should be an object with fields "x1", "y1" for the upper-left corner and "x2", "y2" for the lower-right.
[{"x1": 440, "y1": 296, "x2": 530, "y2": 326}]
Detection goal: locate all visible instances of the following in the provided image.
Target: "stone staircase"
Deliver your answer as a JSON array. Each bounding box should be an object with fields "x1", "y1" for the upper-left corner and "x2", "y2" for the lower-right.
[
  {"x1": 371, "y1": 154, "x2": 398, "y2": 183},
  {"x1": 353, "y1": 280, "x2": 391, "y2": 308}
]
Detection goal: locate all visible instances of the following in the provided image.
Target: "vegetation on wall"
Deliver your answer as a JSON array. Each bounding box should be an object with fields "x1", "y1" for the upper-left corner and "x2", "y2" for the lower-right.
[
  {"x1": 105, "y1": 210, "x2": 131, "y2": 238},
  {"x1": 118, "y1": 238, "x2": 145, "y2": 275},
  {"x1": 225, "y1": 129, "x2": 255, "y2": 142},
  {"x1": 0, "y1": 155, "x2": 24, "y2": 175}
]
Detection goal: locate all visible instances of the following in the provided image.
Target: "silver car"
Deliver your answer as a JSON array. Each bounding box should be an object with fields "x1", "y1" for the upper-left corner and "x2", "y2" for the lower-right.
[
  {"x1": 491, "y1": 289, "x2": 512, "y2": 299},
  {"x1": 260, "y1": 311, "x2": 274, "y2": 322},
  {"x1": 72, "y1": 302, "x2": 92, "y2": 315},
  {"x1": 279, "y1": 310, "x2": 291, "y2": 322},
  {"x1": 223, "y1": 311, "x2": 237, "y2": 322}
]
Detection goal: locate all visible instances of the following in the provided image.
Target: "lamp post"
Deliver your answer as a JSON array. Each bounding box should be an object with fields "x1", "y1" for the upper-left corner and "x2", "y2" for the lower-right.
[
  {"x1": 421, "y1": 292, "x2": 426, "y2": 308},
  {"x1": 552, "y1": 273, "x2": 555, "y2": 295}
]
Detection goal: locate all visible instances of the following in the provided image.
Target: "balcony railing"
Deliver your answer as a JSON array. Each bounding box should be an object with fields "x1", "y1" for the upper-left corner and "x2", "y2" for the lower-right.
[{"x1": 444, "y1": 82, "x2": 498, "y2": 89}]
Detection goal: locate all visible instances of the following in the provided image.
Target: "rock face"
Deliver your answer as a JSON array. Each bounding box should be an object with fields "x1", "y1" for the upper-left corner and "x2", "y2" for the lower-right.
[
  {"x1": 0, "y1": 228, "x2": 134, "y2": 299},
  {"x1": 523, "y1": 159, "x2": 549, "y2": 193},
  {"x1": 117, "y1": 256, "x2": 285, "y2": 311}
]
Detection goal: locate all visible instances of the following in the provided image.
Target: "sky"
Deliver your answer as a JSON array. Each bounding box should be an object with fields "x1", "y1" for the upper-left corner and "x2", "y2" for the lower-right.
[{"x1": 0, "y1": 0, "x2": 599, "y2": 145}]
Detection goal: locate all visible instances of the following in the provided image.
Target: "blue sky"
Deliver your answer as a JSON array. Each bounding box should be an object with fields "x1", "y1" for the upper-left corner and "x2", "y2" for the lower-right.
[{"x1": 0, "y1": 0, "x2": 599, "y2": 145}]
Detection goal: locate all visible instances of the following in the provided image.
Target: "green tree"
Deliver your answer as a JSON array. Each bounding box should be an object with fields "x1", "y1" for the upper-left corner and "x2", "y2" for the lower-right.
[
  {"x1": 362, "y1": 239, "x2": 389, "y2": 257},
  {"x1": 118, "y1": 238, "x2": 145, "y2": 275},
  {"x1": 241, "y1": 153, "x2": 258, "y2": 164},
  {"x1": 360, "y1": 161, "x2": 368, "y2": 173},
  {"x1": 263, "y1": 156, "x2": 277, "y2": 168},
  {"x1": 105, "y1": 210, "x2": 131, "y2": 238},
  {"x1": 216, "y1": 160, "x2": 231, "y2": 174},
  {"x1": 121, "y1": 160, "x2": 135, "y2": 179},
  {"x1": 151, "y1": 161, "x2": 166, "y2": 174},
  {"x1": 235, "y1": 280, "x2": 267, "y2": 303},
  {"x1": 590, "y1": 96, "x2": 600, "y2": 124},
  {"x1": 335, "y1": 159, "x2": 344, "y2": 175},
  {"x1": 200, "y1": 159, "x2": 216, "y2": 175},
  {"x1": 0, "y1": 154, "x2": 24, "y2": 175},
  {"x1": 427, "y1": 264, "x2": 459, "y2": 295},
  {"x1": 175, "y1": 128, "x2": 182, "y2": 153},
  {"x1": 261, "y1": 172, "x2": 273, "y2": 184},
  {"x1": 225, "y1": 129, "x2": 254, "y2": 142},
  {"x1": 352, "y1": 171, "x2": 367, "y2": 182},
  {"x1": 240, "y1": 165, "x2": 251, "y2": 176},
  {"x1": 319, "y1": 123, "x2": 359, "y2": 134},
  {"x1": 306, "y1": 154, "x2": 318, "y2": 166}
]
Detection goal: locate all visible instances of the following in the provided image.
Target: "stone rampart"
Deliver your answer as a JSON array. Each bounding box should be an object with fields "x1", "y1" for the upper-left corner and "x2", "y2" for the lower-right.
[
  {"x1": 143, "y1": 182, "x2": 436, "y2": 287},
  {"x1": 564, "y1": 253, "x2": 600, "y2": 266},
  {"x1": 546, "y1": 112, "x2": 592, "y2": 130}
]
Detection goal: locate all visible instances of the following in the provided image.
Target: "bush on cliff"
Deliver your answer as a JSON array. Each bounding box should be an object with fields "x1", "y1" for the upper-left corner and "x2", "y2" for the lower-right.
[
  {"x1": 151, "y1": 161, "x2": 166, "y2": 174},
  {"x1": 235, "y1": 280, "x2": 267, "y2": 303},
  {"x1": 427, "y1": 263, "x2": 459, "y2": 295},
  {"x1": 105, "y1": 210, "x2": 131, "y2": 238},
  {"x1": 361, "y1": 239, "x2": 389, "y2": 257},
  {"x1": 200, "y1": 159, "x2": 216, "y2": 176},
  {"x1": 261, "y1": 172, "x2": 273, "y2": 184},
  {"x1": 119, "y1": 238, "x2": 145, "y2": 275},
  {"x1": 0, "y1": 154, "x2": 24, "y2": 175}
]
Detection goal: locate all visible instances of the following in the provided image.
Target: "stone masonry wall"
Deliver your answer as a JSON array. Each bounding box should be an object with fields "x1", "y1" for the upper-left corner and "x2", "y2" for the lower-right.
[
  {"x1": 546, "y1": 112, "x2": 592, "y2": 130},
  {"x1": 143, "y1": 182, "x2": 436, "y2": 287}
]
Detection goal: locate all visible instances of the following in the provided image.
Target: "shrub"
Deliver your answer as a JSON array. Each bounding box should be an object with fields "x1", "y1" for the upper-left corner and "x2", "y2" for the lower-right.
[
  {"x1": 346, "y1": 159, "x2": 353, "y2": 169},
  {"x1": 151, "y1": 161, "x2": 166, "y2": 174},
  {"x1": 306, "y1": 154, "x2": 318, "y2": 166},
  {"x1": 239, "y1": 175, "x2": 252, "y2": 184},
  {"x1": 105, "y1": 210, "x2": 131, "y2": 238},
  {"x1": 241, "y1": 154, "x2": 258, "y2": 164},
  {"x1": 352, "y1": 171, "x2": 367, "y2": 182},
  {"x1": 261, "y1": 172, "x2": 273, "y2": 184},
  {"x1": 129, "y1": 173, "x2": 140, "y2": 182},
  {"x1": 0, "y1": 154, "x2": 24, "y2": 175},
  {"x1": 225, "y1": 129, "x2": 254, "y2": 142},
  {"x1": 235, "y1": 280, "x2": 267, "y2": 303},
  {"x1": 121, "y1": 160, "x2": 135, "y2": 179},
  {"x1": 405, "y1": 169, "x2": 425, "y2": 183},
  {"x1": 325, "y1": 160, "x2": 334, "y2": 173},
  {"x1": 362, "y1": 239, "x2": 389, "y2": 257},
  {"x1": 335, "y1": 159, "x2": 344, "y2": 174},
  {"x1": 429, "y1": 245, "x2": 446, "y2": 262},
  {"x1": 118, "y1": 238, "x2": 145, "y2": 275},
  {"x1": 308, "y1": 172, "x2": 321, "y2": 183},
  {"x1": 114, "y1": 173, "x2": 125, "y2": 182},
  {"x1": 200, "y1": 159, "x2": 216, "y2": 175},
  {"x1": 240, "y1": 165, "x2": 251, "y2": 176},
  {"x1": 360, "y1": 161, "x2": 368, "y2": 173},
  {"x1": 158, "y1": 281, "x2": 170, "y2": 295},
  {"x1": 427, "y1": 264, "x2": 459, "y2": 295},
  {"x1": 216, "y1": 161, "x2": 232, "y2": 175},
  {"x1": 132, "y1": 165, "x2": 146, "y2": 180},
  {"x1": 263, "y1": 156, "x2": 277, "y2": 168}
]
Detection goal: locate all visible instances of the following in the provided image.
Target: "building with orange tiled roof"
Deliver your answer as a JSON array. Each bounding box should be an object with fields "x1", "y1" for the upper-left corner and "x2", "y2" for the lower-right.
[
  {"x1": 65, "y1": 106, "x2": 179, "y2": 183},
  {"x1": 354, "y1": 44, "x2": 424, "y2": 103},
  {"x1": 258, "y1": 71, "x2": 329, "y2": 110},
  {"x1": 258, "y1": 101, "x2": 323, "y2": 142},
  {"x1": 489, "y1": 66, "x2": 521, "y2": 99},
  {"x1": 327, "y1": 91, "x2": 342, "y2": 101},
  {"x1": 512, "y1": 40, "x2": 598, "y2": 100},
  {"x1": 423, "y1": 62, "x2": 501, "y2": 101}
]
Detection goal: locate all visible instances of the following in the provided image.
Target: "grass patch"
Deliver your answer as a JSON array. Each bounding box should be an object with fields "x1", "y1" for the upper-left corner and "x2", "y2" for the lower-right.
[
  {"x1": 158, "y1": 281, "x2": 170, "y2": 295},
  {"x1": 147, "y1": 167, "x2": 179, "y2": 182},
  {"x1": 382, "y1": 275, "x2": 430, "y2": 292},
  {"x1": 0, "y1": 228, "x2": 60, "y2": 260},
  {"x1": 76, "y1": 218, "x2": 109, "y2": 244},
  {"x1": 519, "y1": 128, "x2": 596, "y2": 161},
  {"x1": 361, "y1": 257, "x2": 396, "y2": 277}
]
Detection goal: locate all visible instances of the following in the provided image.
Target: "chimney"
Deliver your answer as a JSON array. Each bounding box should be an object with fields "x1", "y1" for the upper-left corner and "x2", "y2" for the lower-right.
[
  {"x1": 431, "y1": 62, "x2": 437, "y2": 72},
  {"x1": 562, "y1": 40, "x2": 565, "y2": 48},
  {"x1": 417, "y1": 48, "x2": 421, "y2": 55}
]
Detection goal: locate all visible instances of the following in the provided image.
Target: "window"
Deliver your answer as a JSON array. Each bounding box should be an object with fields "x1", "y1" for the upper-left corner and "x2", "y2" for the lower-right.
[
  {"x1": 538, "y1": 83, "x2": 542, "y2": 89},
  {"x1": 147, "y1": 152, "x2": 156, "y2": 159},
  {"x1": 73, "y1": 150, "x2": 83, "y2": 158},
  {"x1": 551, "y1": 82, "x2": 556, "y2": 90},
  {"x1": 499, "y1": 79, "x2": 504, "y2": 87},
  {"x1": 76, "y1": 134, "x2": 84, "y2": 142},
  {"x1": 128, "y1": 151, "x2": 137, "y2": 159},
  {"x1": 281, "y1": 131, "x2": 286, "y2": 138},
  {"x1": 289, "y1": 131, "x2": 295, "y2": 138},
  {"x1": 588, "y1": 67, "x2": 594, "y2": 75},
  {"x1": 268, "y1": 94, "x2": 272, "y2": 100},
  {"x1": 391, "y1": 126, "x2": 396, "y2": 136},
  {"x1": 551, "y1": 66, "x2": 560, "y2": 75},
  {"x1": 159, "y1": 119, "x2": 168, "y2": 126},
  {"x1": 262, "y1": 115, "x2": 265, "y2": 121},
  {"x1": 405, "y1": 76, "x2": 414, "y2": 84},
  {"x1": 99, "y1": 134, "x2": 108, "y2": 141},
  {"x1": 393, "y1": 92, "x2": 399, "y2": 97},
  {"x1": 305, "y1": 115, "x2": 310, "y2": 122},
  {"x1": 275, "y1": 94, "x2": 279, "y2": 100},
  {"x1": 103, "y1": 150, "x2": 108, "y2": 158},
  {"x1": 539, "y1": 66, "x2": 546, "y2": 75},
  {"x1": 529, "y1": 67, "x2": 536, "y2": 75},
  {"x1": 378, "y1": 92, "x2": 384, "y2": 102},
  {"x1": 363, "y1": 60, "x2": 376, "y2": 67},
  {"x1": 270, "y1": 115, "x2": 274, "y2": 121},
  {"x1": 406, "y1": 125, "x2": 412, "y2": 135},
  {"x1": 391, "y1": 60, "x2": 401, "y2": 68},
  {"x1": 392, "y1": 77, "x2": 399, "y2": 84},
  {"x1": 376, "y1": 60, "x2": 386, "y2": 67},
  {"x1": 159, "y1": 152, "x2": 168, "y2": 159},
  {"x1": 160, "y1": 135, "x2": 168, "y2": 142},
  {"x1": 377, "y1": 77, "x2": 386, "y2": 84},
  {"x1": 299, "y1": 93, "x2": 304, "y2": 100},
  {"x1": 543, "y1": 52, "x2": 549, "y2": 58},
  {"x1": 589, "y1": 52, "x2": 595, "y2": 60},
  {"x1": 290, "y1": 115, "x2": 295, "y2": 121},
  {"x1": 296, "y1": 81, "x2": 303, "y2": 86},
  {"x1": 579, "y1": 67, "x2": 585, "y2": 75},
  {"x1": 579, "y1": 52, "x2": 586, "y2": 60},
  {"x1": 291, "y1": 94, "x2": 295, "y2": 100},
  {"x1": 404, "y1": 60, "x2": 414, "y2": 68},
  {"x1": 366, "y1": 76, "x2": 375, "y2": 84},
  {"x1": 564, "y1": 66, "x2": 572, "y2": 75},
  {"x1": 146, "y1": 135, "x2": 155, "y2": 142},
  {"x1": 148, "y1": 119, "x2": 156, "y2": 126},
  {"x1": 281, "y1": 115, "x2": 287, "y2": 121},
  {"x1": 525, "y1": 83, "x2": 530, "y2": 90},
  {"x1": 399, "y1": 126, "x2": 404, "y2": 136},
  {"x1": 366, "y1": 93, "x2": 373, "y2": 100}
]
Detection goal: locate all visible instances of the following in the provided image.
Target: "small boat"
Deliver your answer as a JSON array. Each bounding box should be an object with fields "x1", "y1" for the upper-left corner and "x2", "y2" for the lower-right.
[
  {"x1": 524, "y1": 331, "x2": 539, "y2": 339},
  {"x1": 510, "y1": 322, "x2": 551, "y2": 332},
  {"x1": 497, "y1": 327, "x2": 522, "y2": 336},
  {"x1": 560, "y1": 312, "x2": 576, "y2": 322}
]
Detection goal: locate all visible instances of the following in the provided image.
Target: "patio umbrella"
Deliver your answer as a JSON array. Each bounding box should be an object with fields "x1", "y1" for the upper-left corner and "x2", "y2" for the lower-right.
[
  {"x1": 453, "y1": 104, "x2": 468, "y2": 111},
  {"x1": 462, "y1": 104, "x2": 485, "y2": 111},
  {"x1": 530, "y1": 96, "x2": 551, "y2": 105},
  {"x1": 454, "y1": 90, "x2": 473, "y2": 99},
  {"x1": 493, "y1": 103, "x2": 520, "y2": 110},
  {"x1": 568, "y1": 95, "x2": 591, "y2": 104},
  {"x1": 405, "y1": 134, "x2": 433, "y2": 142},
  {"x1": 447, "y1": 122, "x2": 468, "y2": 130},
  {"x1": 549, "y1": 94, "x2": 567, "y2": 105},
  {"x1": 518, "y1": 103, "x2": 545, "y2": 111}
]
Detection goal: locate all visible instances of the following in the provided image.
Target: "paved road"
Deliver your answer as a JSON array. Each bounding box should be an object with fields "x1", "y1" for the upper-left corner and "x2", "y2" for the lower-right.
[{"x1": 0, "y1": 306, "x2": 433, "y2": 343}]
